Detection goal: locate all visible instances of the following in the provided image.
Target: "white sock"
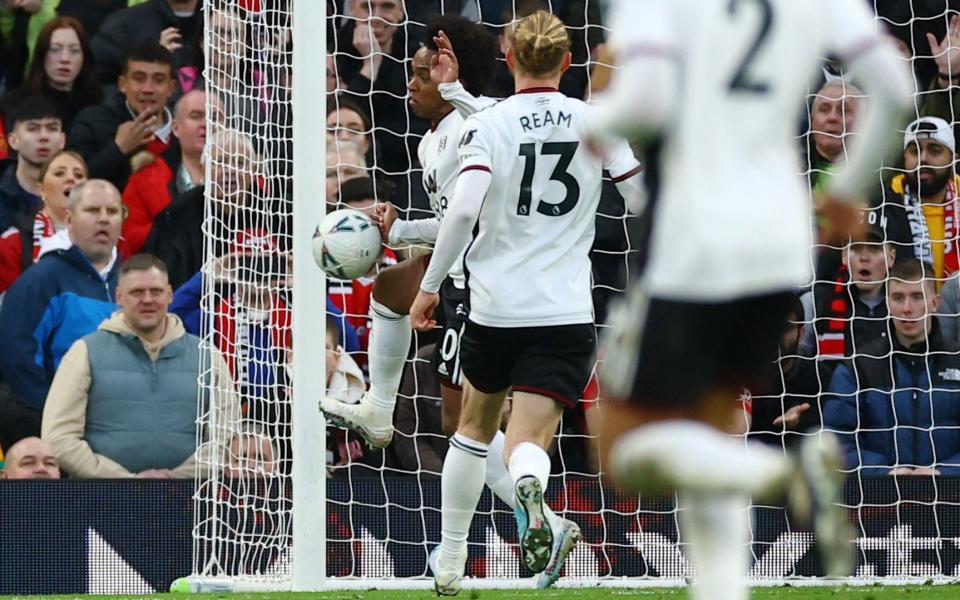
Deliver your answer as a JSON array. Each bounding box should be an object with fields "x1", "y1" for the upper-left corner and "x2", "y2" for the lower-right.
[
  {"x1": 681, "y1": 493, "x2": 750, "y2": 600},
  {"x1": 508, "y1": 441, "x2": 552, "y2": 491},
  {"x1": 490, "y1": 433, "x2": 565, "y2": 530},
  {"x1": 508, "y1": 441, "x2": 561, "y2": 530},
  {"x1": 610, "y1": 420, "x2": 790, "y2": 499},
  {"x1": 485, "y1": 430, "x2": 517, "y2": 509},
  {"x1": 440, "y1": 433, "x2": 488, "y2": 568},
  {"x1": 367, "y1": 298, "x2": 410, "y2": 411}
]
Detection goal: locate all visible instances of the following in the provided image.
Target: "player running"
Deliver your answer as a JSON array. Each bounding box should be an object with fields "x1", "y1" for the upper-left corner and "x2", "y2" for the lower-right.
[
  {"x1": 321, "y1": 14, "x2": 588, "y2": 590},
  {"x1": 587, "y1": 1, "x2": 912, "y2": 599},
  {"x1": 408, "y1": 11, "x2": 643, "y2": 595}
]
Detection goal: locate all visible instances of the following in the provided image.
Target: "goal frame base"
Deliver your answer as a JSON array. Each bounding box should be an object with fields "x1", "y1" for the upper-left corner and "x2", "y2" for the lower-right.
[{"x1": 170, "y1": 575, "x2": 960, "y2": 592}]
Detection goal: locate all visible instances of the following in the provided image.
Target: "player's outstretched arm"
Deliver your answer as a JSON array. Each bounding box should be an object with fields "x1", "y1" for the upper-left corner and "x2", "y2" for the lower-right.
[
  {"x1": 818, "y1": 37, "x2": 912, "y2": 242},
  {"x1": 824, "y1": 9, "x2": 913, "y2": 204},
  {"x1": 387, "y1": 216, "x2": 443, "y2": 246},
  {"x1": 439, "y1": 81, "x2": 489, "y2": 118},
  {"x1": 373, "y1": 202, "x2": 443, "y2": 245},
  {"x1": 586, "y1": 2, "x2": 678, "y2": 143},
  {"x1": 589, "y1": 52, "x2": 678, "y2": 143}
]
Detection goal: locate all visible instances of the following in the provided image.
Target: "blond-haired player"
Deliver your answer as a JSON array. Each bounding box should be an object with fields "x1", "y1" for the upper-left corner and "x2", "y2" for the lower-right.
[{"x1": 410, "y1": 10, "x2": 643, "y2": 595}]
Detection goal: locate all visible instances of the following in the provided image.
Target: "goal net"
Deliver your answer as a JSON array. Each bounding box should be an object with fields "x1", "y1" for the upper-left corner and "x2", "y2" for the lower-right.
[{"x1": 186, "y1": 0, "x2": 960, "y2": 591}]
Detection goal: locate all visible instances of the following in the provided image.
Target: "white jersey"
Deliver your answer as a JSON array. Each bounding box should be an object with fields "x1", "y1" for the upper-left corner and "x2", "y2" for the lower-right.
[
  {"x1": 605, "y1": 0, "x2": 889, "y2": 301},
  {"x1": 457, "y1": 90, "x2": 641, "y2": 327},
  {"x1": 392, "y1": 84, "x2": 495, "y2": 289},
  {"x1": 418, "y1": 109, "x2": 469, "y2": 287}
]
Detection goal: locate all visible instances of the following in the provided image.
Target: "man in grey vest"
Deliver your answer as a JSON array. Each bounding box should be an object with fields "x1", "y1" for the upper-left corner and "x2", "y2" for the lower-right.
[{"x1": 41, "y1": 254, "x2": 239, "y2": 478}]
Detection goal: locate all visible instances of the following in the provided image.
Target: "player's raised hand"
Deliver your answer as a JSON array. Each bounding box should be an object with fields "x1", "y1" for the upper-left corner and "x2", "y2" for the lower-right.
[
  {"x1": 816, "y1": 194, "x2": 867, "y2": 246},
  {"x1": 410, "y1": 290, "x2": 439, "y2": 331},
  {"x1": 430, "y1": 30, "x2": 459, "y2": 84},
  {"x1": 928, "y1": 14, "x2": 960, "y2": 79},
  {"x1": 371, "y1": 201, "x2": 398, "y2": 241}
]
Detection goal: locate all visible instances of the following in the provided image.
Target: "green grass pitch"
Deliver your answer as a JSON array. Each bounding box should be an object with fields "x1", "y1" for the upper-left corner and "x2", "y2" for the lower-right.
[{"x1": 4, "y1": 587, "x2": 960, "y2": 600}]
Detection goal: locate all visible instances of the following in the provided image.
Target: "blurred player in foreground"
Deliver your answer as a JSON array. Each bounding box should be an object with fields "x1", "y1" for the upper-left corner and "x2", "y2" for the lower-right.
[{"x1": 588, "y1": 1, "x2": 912, "y2": 599}]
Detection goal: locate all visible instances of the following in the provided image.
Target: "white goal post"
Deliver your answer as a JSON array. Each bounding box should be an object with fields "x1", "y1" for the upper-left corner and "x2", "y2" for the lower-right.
[{"x1": 178, "y1": 0, "x2": 327, "y2": 592}]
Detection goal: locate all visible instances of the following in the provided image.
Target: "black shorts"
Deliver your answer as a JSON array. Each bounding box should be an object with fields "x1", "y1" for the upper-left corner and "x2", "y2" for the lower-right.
[
  {"x1": 432, "y1": 278, "x2": 468, "y2": 388},
  {"x1": 459, "y1": 320, "x2": 596, "y2": 408},
  {"x1": 623, "y1": 291, "x2": 794, "y2": 407}
]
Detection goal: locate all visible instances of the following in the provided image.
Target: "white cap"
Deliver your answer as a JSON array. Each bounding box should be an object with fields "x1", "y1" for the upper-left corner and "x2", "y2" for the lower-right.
[{"x1": 904, "y1": 116, "x2": 955, "y2": 153}]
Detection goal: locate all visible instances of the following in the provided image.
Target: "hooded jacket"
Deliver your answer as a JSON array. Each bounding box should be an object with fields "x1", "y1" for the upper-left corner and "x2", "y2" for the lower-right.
[
  {"x1": 42, "y1": 311, "x2": 239, "y2": 478},
  {"x1": 0, "y1": 242, "x2": 119, "y2": 410}
]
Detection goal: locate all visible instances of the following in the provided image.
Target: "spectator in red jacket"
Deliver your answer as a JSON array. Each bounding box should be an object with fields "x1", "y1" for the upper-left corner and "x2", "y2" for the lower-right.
[
  {"x1": 122, "y1": 89, "x2": 210, "y2": 254},
  {"x1": 0, "y1": 150, "x2": 88, "y2": 293}
]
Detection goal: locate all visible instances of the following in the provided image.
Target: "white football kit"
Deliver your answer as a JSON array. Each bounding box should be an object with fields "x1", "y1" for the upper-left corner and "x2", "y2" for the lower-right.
[
  {"x1": 388, "y1": 82, "x2": 495, "y2": 289},
  {"x1": 593, "y1": 0, "x2": 912, "y2": 302},
  {"x1": 421, "y1": 89, "x2": 642, "y2": 328}
]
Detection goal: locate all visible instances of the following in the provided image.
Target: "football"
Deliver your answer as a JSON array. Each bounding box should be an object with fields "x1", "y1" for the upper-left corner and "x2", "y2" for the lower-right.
[{"x1": 311, "y1": 209, "x2": 382, "y2": 280}]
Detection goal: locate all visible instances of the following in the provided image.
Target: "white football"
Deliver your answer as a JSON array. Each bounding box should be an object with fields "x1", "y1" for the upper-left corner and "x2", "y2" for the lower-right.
[{"x1": 312, "y1": 209, "x2": 382, "y2": 280}]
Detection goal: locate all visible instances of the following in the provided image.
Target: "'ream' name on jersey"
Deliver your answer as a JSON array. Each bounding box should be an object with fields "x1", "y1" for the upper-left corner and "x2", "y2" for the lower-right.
[{"x1": 519, "y1": 109, "x2": 572, "y2": 132}]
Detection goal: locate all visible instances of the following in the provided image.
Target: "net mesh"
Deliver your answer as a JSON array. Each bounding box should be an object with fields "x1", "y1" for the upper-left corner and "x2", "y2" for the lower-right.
[
  {"x1": 193, "y1": 0, "x2": 295, "y2": 581},
  {"x1": 191, "y1": 0, "x2": 960, "y2": 585}
]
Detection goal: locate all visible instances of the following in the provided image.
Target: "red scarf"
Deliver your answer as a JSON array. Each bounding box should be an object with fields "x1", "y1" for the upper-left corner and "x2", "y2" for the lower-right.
[
  {"x1": 898, "y1": 174, "x2": 960, "y2": 276},
  {"x1": 31, "y1": 212, "x2": 55, "y2": 261},
  {"x1": 816, "y1": 266, "x2": 850, "y2": 360}
]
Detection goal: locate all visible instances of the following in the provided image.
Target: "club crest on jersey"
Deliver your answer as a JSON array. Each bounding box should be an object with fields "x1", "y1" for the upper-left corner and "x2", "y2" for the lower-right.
[
  {"x1": 438, "y1": 135, "x2": 447, "y2": 152},
  {"x1": 459, "y1": 128, "x2": 477, "y2": 147}
]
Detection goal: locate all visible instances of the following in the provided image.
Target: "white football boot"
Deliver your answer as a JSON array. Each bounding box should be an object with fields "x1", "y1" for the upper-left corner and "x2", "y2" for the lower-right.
[{"x1": 320, "y1": 391, "x2": 394, "y2": 449}]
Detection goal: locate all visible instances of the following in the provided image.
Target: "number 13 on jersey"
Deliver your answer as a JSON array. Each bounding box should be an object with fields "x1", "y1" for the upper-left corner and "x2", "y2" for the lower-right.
[{"x1": 517, "y1": 141, "x2": 581, "y2": 217}]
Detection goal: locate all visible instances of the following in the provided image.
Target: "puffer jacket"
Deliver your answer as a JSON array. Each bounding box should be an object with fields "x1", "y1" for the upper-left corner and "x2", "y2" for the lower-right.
[{"x1": 824, "y1": 326, "x2": 960, "y2": 476}]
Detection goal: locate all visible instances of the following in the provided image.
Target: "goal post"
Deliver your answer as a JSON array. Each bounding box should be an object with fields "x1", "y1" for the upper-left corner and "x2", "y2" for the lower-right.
[
  {"x1": 289, "y1": 0, "x2": 329, "y2": 591},
  {"x1": 174, "y1": 0, "x2": 327, "y2": 592}
]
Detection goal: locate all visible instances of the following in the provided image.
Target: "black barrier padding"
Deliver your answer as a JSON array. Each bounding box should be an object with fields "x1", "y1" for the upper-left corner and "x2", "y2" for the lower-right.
[
  {"x1": 0, "y1": 479, "x2": 193, "y2": 594},
  {"x1": 3, "y1": 476, "x2": 960, "y2": 594}
]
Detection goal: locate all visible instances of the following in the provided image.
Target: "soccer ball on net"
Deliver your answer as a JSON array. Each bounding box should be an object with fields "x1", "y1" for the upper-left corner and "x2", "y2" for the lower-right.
[{"x1": 311, "y1": 208, "x2": 382, "y2": 280}]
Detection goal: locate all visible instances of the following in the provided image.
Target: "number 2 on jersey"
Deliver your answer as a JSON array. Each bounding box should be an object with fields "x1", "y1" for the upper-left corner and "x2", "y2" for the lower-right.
[
  {"x1": 727, "y1": 0, "x2": 773, "y2": 94},
  {"x1": 517, "y1": 142, "x2": 581, "y2": 217}
]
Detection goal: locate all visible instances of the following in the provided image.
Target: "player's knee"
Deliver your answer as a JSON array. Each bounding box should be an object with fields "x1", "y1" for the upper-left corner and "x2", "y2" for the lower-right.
[
  {"x1": 455, "y1": 413, "x2": 498, "y2": 444},
  {"x1": 371, "y1": 267, "x2": 407, "y2": 314}
]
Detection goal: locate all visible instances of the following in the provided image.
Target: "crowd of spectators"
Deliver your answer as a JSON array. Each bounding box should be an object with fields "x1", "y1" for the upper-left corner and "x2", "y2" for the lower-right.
[{"x1": 4, "y1": 0, "x2": 960, "y2": 483}]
